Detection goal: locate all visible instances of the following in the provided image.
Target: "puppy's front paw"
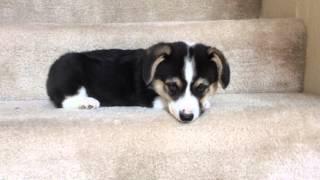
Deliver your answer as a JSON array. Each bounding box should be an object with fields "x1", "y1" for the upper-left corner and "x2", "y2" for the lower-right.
[
  {"x1": 62, "y1": 97, "x2": 100, "y2": 109},
  {"x1": 152, "y1": 97, "x2": 167, "y2": 109},
  {"x1": 202, "y1": 100, "x2": 211, "y2": 110}
]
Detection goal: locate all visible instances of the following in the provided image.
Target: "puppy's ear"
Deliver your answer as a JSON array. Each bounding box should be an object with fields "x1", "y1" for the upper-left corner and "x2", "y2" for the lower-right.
[
  {"x1": 143, "y1": 43, "x2": 171, "y2": 85},
  {"x1": 208, "y1": 47, "x2": 230, "y2": 89}
]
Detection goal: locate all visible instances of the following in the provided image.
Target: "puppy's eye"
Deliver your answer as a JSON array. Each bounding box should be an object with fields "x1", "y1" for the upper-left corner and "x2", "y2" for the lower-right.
[
  {"x1": 196, "y1": 84, "x2": 208, "y2": 94},
  {"x1": 166, "y1": 82, "x2": 179, "y2": 95}
]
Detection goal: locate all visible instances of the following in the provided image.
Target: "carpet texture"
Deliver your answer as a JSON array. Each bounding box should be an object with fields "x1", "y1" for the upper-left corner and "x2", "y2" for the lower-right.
[
  {"x1": 1, "y1": 93, "x2": 320, "y2": 179},
  {"x1": 0, "y1": 19, "x2": 305, "y2": 100},
  {"x1": 0, "y1": 0, "x2": 261, "y2": 24}
]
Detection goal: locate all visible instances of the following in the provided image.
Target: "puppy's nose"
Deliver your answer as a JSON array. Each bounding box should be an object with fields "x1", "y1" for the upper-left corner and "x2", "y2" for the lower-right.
[{"x1": 179, "y1": 111, "x2": 194, "y2": 122}]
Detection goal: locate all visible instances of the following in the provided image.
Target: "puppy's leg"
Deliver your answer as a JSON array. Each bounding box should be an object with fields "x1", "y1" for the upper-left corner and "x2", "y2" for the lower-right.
[
  {"x1": 202, "y1": 99, "x2": 211, "y2": 110},
  {"x1": 62, "y1": 87, "x2": 100, "y2": 109},
  {"x1": 47, "y1": 53, "x2": 99, "y2": 109}
]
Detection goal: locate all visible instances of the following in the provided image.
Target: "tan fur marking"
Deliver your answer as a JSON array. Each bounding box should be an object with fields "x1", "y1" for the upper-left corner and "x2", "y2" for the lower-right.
[
  {"x1": 165, "y1": 77, "x2": 183, "y2": 88},
  {"x1": 200, "y1": 83, "x2": 218, "y2": 105},
  {"x1": 194, "y1": 78, "x2": 210, "y2": 87},
  {"x1": 154, "y1": 45, "x2": 171, "y2": 57},
  {"x1": 146, "y1": 45, "x2": 171, "y2": 84},
  {"x1": 211, "y1": 83, "x2": 218, "y2": 94},
  {"x1": 209, "y1": 47, "x2": 228, "y2": 88},
  {"x1": 212, "y1": 55, "x2": 223, "y2": 83},
  {"x1": 153, "y1": 79, "x2": 172, "y2": 101},
  {"x1": 148, "y1": 56, "x2": 165, "y2": 84}
]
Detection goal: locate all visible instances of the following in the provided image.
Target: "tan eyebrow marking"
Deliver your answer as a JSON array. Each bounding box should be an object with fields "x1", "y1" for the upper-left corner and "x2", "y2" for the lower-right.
[
  {"x1": 194, "y1": 78, "x2": 210, "y2": 87},
  {"x1": 165, "y1": 77, "x2": 183, "y2": 88},
  {"x1": 152, "y1": 79, "x2": 172, "y2": 101},
  {"x1": 200, "y1": 82, "x2": 218, "y2": 105}
]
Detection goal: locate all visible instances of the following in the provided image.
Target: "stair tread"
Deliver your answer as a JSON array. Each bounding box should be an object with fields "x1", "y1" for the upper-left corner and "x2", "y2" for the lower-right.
[
  {"x1": 1, "y1": 93, "x2": 320, "y2": 179},
  {"x1": 1, "y1": 93, "x2": 319, "y2": 122}
]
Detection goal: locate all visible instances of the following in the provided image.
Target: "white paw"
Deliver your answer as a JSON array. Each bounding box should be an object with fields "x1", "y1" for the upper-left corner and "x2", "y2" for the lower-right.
[
  {"x1": 202, "y1": 100, "x2": 211, "y2": 110},
  {"x1": 62, "y1": 97, "x2": 100, "y2": 110},
  {"x1": 152, "y1": 97, "x2": 167, "y2": 109},
  {"x1": 77, "y1": 97, "x2": 100, "y2": 109}
]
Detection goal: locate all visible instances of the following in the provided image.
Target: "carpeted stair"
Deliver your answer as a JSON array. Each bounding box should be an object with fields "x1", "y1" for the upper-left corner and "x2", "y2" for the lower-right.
[
  {"x1": 1, "y1": 0, "x2": 320, "y2": 179},
  {"x1": 0, "y1": 0, "x2": 261, "y2": 23}
]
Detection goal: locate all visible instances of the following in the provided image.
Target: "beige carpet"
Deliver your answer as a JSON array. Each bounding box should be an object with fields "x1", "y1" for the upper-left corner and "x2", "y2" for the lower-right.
[
  {"x1": 0, "y1": 0, "x2": 261, "y2": 24},
  {"x1": 1, "y1": 93, "x2": 320, "y2": 179}
]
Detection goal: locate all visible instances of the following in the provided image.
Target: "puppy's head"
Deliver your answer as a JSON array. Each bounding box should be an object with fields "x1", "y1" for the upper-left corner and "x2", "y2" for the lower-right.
[{"x1": 143, "y1": 42, "x2": 230, "y2": 122}]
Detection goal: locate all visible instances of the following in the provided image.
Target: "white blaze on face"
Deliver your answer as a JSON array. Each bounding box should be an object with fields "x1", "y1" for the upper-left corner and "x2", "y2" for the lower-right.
[{"x1": 168, "y1": 54, "x2": 200, "y2": 121}]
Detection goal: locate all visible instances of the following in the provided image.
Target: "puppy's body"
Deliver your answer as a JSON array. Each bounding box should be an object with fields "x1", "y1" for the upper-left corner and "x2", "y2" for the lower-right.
[
  {"x1": 47, "y1": 49, "x2": 157, "y2": 108},
  {"x1": 47, "y1": 42, "x2": 230, "y2": 122}
]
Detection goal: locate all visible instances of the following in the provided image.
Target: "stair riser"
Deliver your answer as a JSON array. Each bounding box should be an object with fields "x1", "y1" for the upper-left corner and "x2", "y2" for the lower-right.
[
  {"x1": 0, "y1": 0, "x2": 261, "y2": 24},
  {"x1": 0, "y1": 19, "x2": 305, "y2": 100}
]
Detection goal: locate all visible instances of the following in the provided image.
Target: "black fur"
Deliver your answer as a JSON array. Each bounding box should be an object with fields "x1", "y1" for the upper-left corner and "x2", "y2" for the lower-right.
[{"x1": 46, "y1": 49, "x2": 158, "y2": 108}]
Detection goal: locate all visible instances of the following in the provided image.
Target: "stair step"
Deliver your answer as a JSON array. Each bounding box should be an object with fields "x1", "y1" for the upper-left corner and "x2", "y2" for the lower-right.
[
  {"x1": 0, "y1": 0, "x2": 261, "y2": 24},
  {"x1": 1, "y1": 93, "x2": 320, "y2": 179},
  {"x1": 0, "y1": 19, "x2": 305, "y2": 100},
  {"x1": 0, "y1": 93, "x2": 318, "y2": 121}
]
